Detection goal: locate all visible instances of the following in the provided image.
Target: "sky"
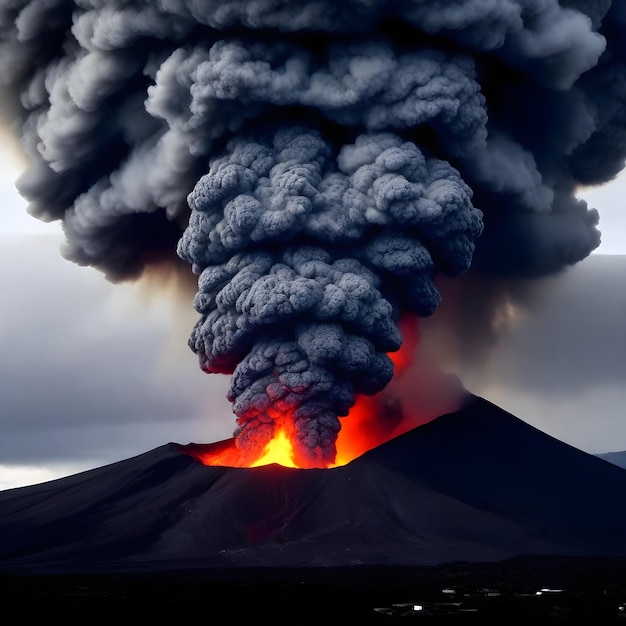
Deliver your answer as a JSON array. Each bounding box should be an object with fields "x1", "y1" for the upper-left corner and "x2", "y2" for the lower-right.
[
  {"x1": 1, "y1": 118, "x2": 624, "y2": 490},
  {"x1": 3, "y1": 1, "x2": 626, "y2": 490},
  {"x1": 0, "y1": 129, "x2": 237, "y2": 489}
]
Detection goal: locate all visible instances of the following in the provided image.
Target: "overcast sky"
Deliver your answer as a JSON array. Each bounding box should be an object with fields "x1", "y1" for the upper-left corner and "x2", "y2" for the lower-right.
[{"x1": 1, "y1": 128, "x2": 625, "y2": 489}]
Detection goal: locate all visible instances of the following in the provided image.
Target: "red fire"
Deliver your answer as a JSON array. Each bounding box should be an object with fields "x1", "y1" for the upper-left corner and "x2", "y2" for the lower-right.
[
  {"x1": 333, "y1": 315, "x2": 420, "y2": 465},
  {"x1": 180, "y1": 315, "x2": 464, "y2": 469}
]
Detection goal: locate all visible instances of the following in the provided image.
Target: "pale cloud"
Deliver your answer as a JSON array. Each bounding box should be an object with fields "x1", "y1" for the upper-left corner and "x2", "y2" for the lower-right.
[
  {"x1": 0, "y1": 232, "x2": 234, "y2": 482},
  {"x1": 0, "y1": 463, "x2": 92, "y2": 491},
  {"x1": 578, "y1": 175, "x2": 626, "y2": 255}
]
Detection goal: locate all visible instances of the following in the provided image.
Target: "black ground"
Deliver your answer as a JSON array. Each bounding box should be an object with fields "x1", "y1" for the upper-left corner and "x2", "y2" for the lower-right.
[
  {"x1": 3, "y1": 556, "x2": 626, "y2": 623},
  {"x1": 4, "y1": 399, "x2": 626, "y2": 622}
]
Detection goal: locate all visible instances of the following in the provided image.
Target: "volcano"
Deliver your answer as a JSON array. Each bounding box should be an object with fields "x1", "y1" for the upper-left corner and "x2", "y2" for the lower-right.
[{"x1": 1, "y1": 396, "x2": 626, "y2": 574}]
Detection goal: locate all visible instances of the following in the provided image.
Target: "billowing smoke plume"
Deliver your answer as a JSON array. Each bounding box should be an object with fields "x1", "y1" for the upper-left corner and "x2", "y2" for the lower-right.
[{"x1": 1, "y1": 1, "x2": 624, "y2": 466}]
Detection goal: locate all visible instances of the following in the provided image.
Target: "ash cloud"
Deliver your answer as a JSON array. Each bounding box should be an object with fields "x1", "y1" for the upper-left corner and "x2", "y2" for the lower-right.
[{"x1": 1, "y1": 0, "x2": 624, "y2": 465}]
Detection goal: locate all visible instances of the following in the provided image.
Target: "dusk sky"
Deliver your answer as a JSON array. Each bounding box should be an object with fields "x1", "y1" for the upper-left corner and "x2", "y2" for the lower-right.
[
  {"x1": 1, "y1": 1, "x2": 626, "y2": 490},
  {"x1": 1, "y1": 125, "x2": 624, "y2": 489}
]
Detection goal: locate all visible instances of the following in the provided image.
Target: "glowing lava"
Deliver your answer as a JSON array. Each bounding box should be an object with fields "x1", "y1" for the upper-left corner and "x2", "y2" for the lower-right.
[
  {"x1": 333, "y1": 394, "x2": 390, "y2": 467},
  {"x1": 250, "y1": 428, "x2": 298, "y2": 468},
  {"x1": 180, "y1": 315, "x2": 453, "y2": 470}
]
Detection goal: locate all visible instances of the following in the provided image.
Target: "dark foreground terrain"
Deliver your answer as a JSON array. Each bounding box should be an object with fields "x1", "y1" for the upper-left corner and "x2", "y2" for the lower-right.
[
  {"x1": 3, "y1": 398, "x2": 626, "y2": 571},
  {"x1": 3, "y1": 556, "x2": 626, "y2": 623},
  {"x1": 3, "y1": 398, "x2": 626, "y2": 622}
]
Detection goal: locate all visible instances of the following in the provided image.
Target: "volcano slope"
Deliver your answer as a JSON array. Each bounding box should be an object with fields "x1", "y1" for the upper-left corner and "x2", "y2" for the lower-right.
[{"x1": 1, "y1": 396, "x2": 626, "y2": 574}]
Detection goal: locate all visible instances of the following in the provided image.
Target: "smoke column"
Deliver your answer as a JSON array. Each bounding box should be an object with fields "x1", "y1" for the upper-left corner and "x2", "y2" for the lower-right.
[{"x1": 1, "y1": 1, "x2": 624, "y2": 466}]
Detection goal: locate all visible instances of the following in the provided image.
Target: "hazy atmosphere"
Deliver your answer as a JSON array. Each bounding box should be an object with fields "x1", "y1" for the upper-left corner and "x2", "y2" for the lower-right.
[
  {"x1": 2, "y1": 149, "x2": 624, "y2": 488},
  {"x1": 1, "y1": 0, "x2": 626, "y2": 488}
]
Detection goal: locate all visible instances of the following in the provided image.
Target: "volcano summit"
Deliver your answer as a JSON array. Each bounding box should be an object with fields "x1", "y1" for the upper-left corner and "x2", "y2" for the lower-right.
[{"x1": 2, "y1": 397, "x2": 625, "y2": 573}]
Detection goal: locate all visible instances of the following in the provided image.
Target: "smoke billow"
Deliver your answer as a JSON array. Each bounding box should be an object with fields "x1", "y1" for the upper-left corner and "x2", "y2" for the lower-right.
[{"x1": 1, "y1": 1, "x2": 624, "y2": 465}]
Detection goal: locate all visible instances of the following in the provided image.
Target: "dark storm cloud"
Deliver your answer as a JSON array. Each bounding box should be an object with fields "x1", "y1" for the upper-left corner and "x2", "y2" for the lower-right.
[
  {"x1": 481, "y1": 255, "x2": 626, "y2": 390},
  {"x1": 0, "y1": 235, "x2": 232, "y2": 464},
  {"x1": 420, "y1": 254, "x2": 626, "y2": 386},
  {"x1": 1, "y1": 0, "x2": 624, "y2": 465}
]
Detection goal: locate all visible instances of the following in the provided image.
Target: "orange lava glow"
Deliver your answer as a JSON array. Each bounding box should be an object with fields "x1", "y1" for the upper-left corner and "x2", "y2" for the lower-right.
[
  {"x1": 333, "y1": 394, "x2": 381, "y2": 466},
  {"x1": 250, "y1": 428, "x2": 298, "y2": 468},
  {"x1": 179, "y1": 315, "x2": 446, "y2": 470},
  {"x1": 333, "y1": 317, "x2": 420, "y2": 465},
  {"x1": 390, "y1": 315, "x2": 419, "y2": 370}
]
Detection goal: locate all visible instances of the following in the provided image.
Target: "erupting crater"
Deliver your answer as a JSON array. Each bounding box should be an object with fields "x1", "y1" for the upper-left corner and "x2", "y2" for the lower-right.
[
  {"x1": 180, "y1": 394, "x2": 402, "y2": 469},
  {"x1": 180, "y1": 316, "x2": 452, "y2": 469}
]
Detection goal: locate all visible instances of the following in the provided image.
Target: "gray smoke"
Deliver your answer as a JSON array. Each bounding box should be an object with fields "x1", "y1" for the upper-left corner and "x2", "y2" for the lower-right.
[{"x1": 1, "y1": 0, "x2": 623, "y2": 465}]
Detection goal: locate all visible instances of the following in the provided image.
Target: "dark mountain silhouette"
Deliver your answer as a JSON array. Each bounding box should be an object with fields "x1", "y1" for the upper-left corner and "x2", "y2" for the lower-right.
[
  {"x1": 597, "y1": 451, "x2": 626, "y2": 470},
  {"x1": 1, "y1": 396, "x2": 626, "y2": 573}
]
